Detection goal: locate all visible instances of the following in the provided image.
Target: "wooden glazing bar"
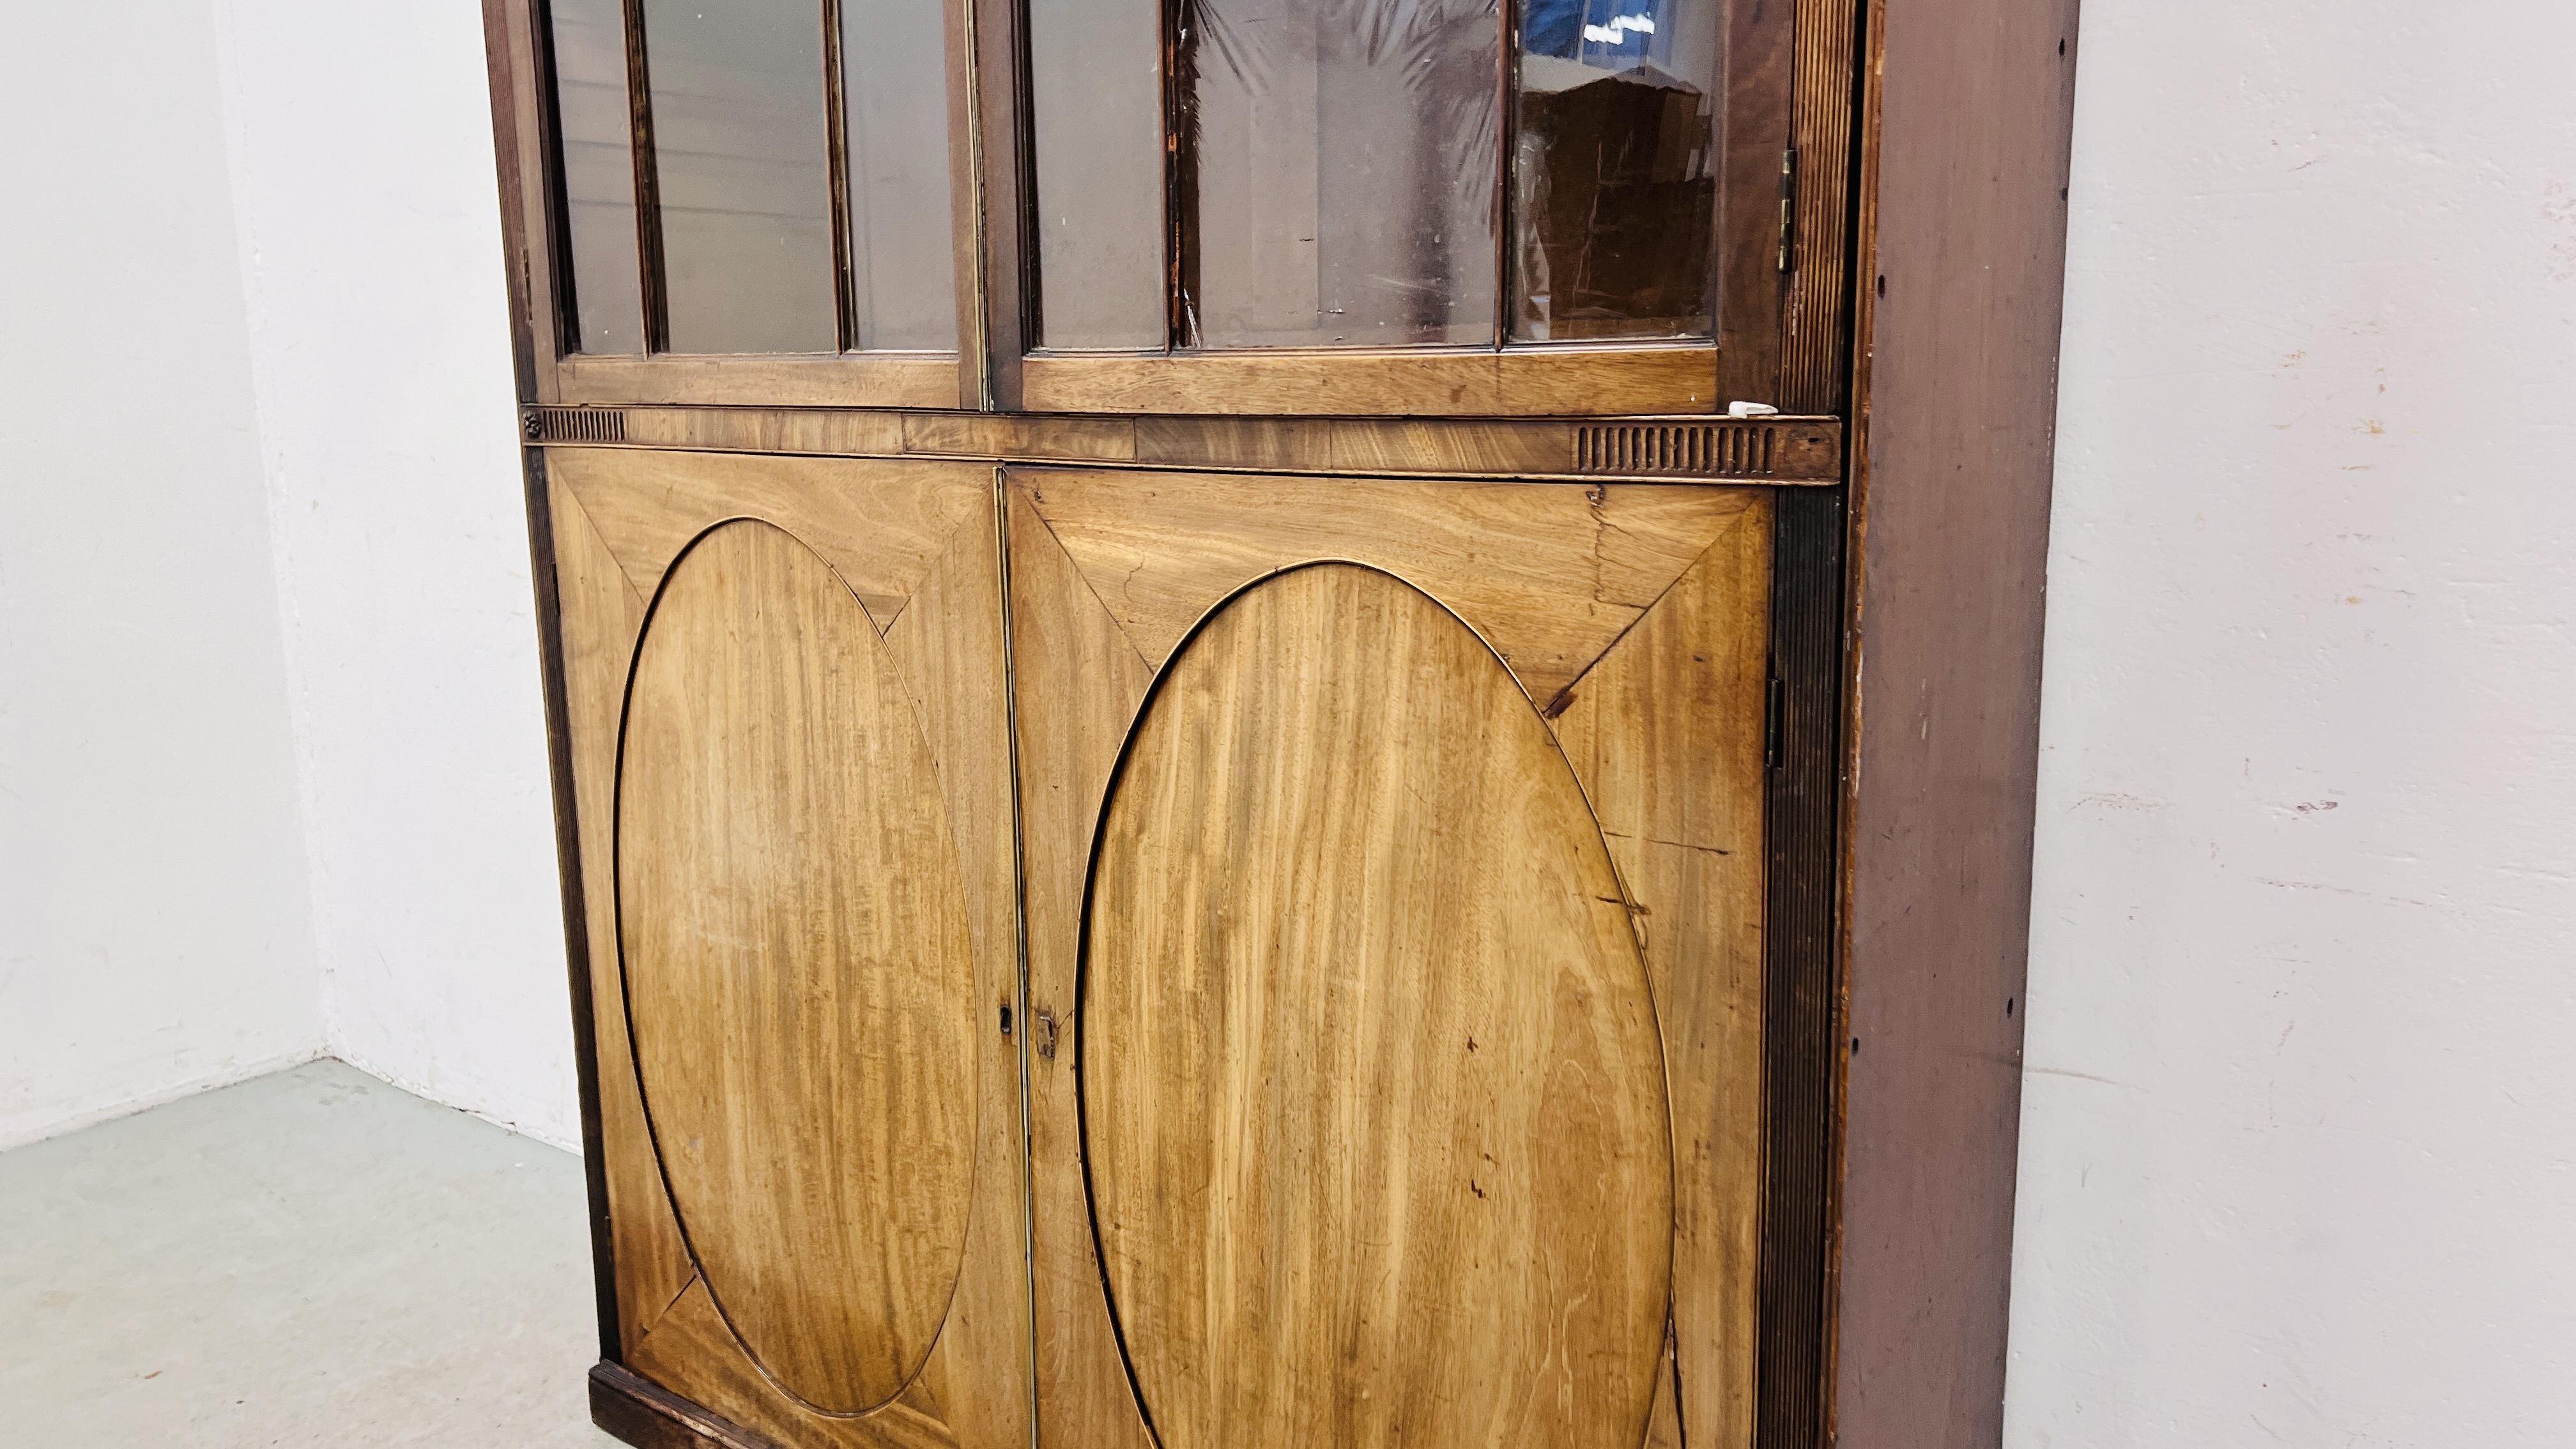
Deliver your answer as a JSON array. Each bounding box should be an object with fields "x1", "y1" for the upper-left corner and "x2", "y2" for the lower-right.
[
  {"x1": 963, "y1": 0, "x2": 1014, "y2": 389},
  {"x1": 956, "y1": 0, "x2": 1006, "y2": 408},
  {"x1": 822, "y1": 0, "x2": 859, "y2": 355},
  {"x1": 1020, "y1": 344, "x2": 1722, "y2": 417},
  {"x1": 555, "y1": 353, "x2": 963, "y2": 409},
  {"x1": 1491, "y1": 0, "x2": 1517, "y2": 353},
  {"x1": 621, "y1": 0, "x2": 670, "y2": 354},
  {"x1": 1163, "y1": 0, "x2": 1196, "y2": 350}
]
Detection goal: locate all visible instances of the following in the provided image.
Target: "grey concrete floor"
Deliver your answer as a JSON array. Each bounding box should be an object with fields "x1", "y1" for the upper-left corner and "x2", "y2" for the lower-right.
[{"x1": 0, "y1": 1061, "x2": 621, "y2": 1446}]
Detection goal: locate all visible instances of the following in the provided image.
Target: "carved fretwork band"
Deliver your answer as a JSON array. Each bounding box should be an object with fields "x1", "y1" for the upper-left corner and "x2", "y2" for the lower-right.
[{"x1": 520, "y1": 408, "x2": 1842, "y2": 485}]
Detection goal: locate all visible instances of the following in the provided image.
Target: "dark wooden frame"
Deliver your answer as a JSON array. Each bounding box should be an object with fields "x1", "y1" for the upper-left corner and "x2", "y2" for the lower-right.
[
  {"x1": 1828, "y1": 0, "x2": 2080, "y2": 1443},
  {"x1": 592, "y1": 1361, "x2": 778, "y2": 1449},
  {"x1": 482, "y1": 0, "x2": 2080, "y2": 1438},
  {"x1": 1757, "y1": 486, "x2": 1844, "y2": 1446}
]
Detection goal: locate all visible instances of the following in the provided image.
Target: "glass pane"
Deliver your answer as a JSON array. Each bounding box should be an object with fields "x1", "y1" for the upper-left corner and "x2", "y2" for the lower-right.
[
  {"x1": 1027, "y1": 0, "x2": 1166, "y2": 349},
  {"x1": 641, "y1": 0, "x2": 836, "y2": 353},
  {"x1": 1184, "y1": 0, "x2": 1500, "y2": 349},
  {"x1": 841, "y1": 0, "x2": 959, "y2": 350},
  {"x1": 1512, "y1": 0, "x2": 1718, "y2": 341},
  {"x1": 549, "y1": 0, "x2": 643, "y2": 353}
]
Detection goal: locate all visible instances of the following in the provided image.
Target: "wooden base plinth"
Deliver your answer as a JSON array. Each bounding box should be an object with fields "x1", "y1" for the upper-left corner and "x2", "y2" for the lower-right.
[{"x1": 590, "y1": 1362, "x2": 778, "y2": 1449}]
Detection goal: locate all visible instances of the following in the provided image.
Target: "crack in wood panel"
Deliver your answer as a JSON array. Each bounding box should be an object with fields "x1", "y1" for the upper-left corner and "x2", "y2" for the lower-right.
[{"x1": 1550, "y1": 500, "x2": 1773, "y2": 1449}]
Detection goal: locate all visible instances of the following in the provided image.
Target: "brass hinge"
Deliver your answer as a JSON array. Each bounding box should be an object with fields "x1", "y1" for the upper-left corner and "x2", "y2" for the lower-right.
[{"x1": 1777, "y1": 148, "x2": 1798, "y2": 273}]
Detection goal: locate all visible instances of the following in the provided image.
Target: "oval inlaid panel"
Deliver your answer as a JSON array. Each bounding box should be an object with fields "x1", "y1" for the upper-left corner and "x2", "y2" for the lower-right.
[
  {"x1": 1084, "y1": 564, "x2": 1673, "y2": 1449},
  {"x1": 618, "y1": 518, "x2": 976, "y2": 1414}
]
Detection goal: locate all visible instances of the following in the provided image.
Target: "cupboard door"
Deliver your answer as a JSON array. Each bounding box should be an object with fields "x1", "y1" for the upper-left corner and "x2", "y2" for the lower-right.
[
  {"x1": 543, "y1": 448, "x2": 1024, "y2": 1449},
  {"x1": 1009, "y1": 469, "x2": 1771, "y2": 1449}
]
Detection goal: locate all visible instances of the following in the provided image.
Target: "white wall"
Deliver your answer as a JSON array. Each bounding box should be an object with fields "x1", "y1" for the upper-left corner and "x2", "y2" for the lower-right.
[
  {"x1": 2, "y1": 3, "x2": 577, "y2": 1153},
  {"x1": 210, "y1": 1, "x2": 579, "y2": 1149},
  {"x1": 0, "y1": 2, "x2": 325, "y2": 1147},
  {"x1": 2011, "y1": 4, "x2": 2576, "y2": 1445}
]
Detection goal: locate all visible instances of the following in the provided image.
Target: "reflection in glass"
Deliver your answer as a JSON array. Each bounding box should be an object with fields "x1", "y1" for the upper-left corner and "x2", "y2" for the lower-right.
[
  {"x1": 841, "y1": 0, "x2": 959, "y2": 350},
  {"x1": 549, "y1": 0, "x2": 643, "y2": 353},
  {"x1": 1027, "y1": 0, "x2": 1166, "y2": 349},
  {"x1": 1512, "y1": 0, "x2": 1718, "y2": 341},
  {"x1": 641, "y1": 0, "x2": 836, "y2": 353},
  {"x1": 1184, "y1": 0, "x2": 1500, "y2": 349}
]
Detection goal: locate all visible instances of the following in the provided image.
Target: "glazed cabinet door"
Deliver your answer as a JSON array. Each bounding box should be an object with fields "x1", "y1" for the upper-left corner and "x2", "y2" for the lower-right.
[
  {"x1": 983, "y1": 0, "x2": 1863, "y2": 417},
  {"x1": 1008, "y1": 470, "x2": 1773, "y2": 1449},
  {"x1": 542, "y1": 448, "x2": 1025, "y2": 1449}
]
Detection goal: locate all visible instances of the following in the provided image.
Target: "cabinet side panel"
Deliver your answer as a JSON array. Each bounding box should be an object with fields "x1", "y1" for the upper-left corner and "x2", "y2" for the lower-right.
[{"x1": 1837, "y1": 0, "x2": 2080, "y2": 1443}]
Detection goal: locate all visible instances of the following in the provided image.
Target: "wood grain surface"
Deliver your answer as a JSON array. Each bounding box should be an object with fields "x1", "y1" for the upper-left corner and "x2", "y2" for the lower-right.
[
  {"x1": 526, "y1": 407, "x2": 1845, "y2": 485},
  {"x1": 1020, "y1": 345, "x2": 1717, "y2": 417},
  {"x1": 1009, "y1": 472, "x2": 1772, "y2": 1449},
  {"x1": 555, "y1": 352, "x2": 963, "y2": 410},
  {"x1": 549, "y1": 456, "x2": 1776, "y2": 1449},
  {"x1": 547, "y1": 480, "x2": 694, "y2": 1349},
  {"x1": 544, "y1": 449, "x2": 1025, "y2": 1449},
  {"x1": 592, "y1": 1360, "x2": 779, "y2": 1449},
  {"x1": 553, "y1": 450, "x2": 989, "y2": 622},
  {"x1": 629, "y1": 1277, "x2": 960, "y2": 1449},
  {"x1": 1782, "y1": 0, "x2": 1862, "y2": 414},
  {"x1": 1085, "y1": 563, "x2": 1671, "y2": 1449},
  {"x1": 1713, "y1": 0, "x2": 1792, "y2": 410},
  {"x1": 870, "y1": 475, "x2": 1036, "y2": 1449},
  {"x1": 1020, "y1": 468, "x2": 1759, "y2": 705},
  {"x1": 1552, "y1": 500, "x2": 1773, "y2": 1449},
  {"x1": 619, "y1": 519, "x2": 977, "y2": 1414},
  {"x1": 1002, "y1": 488, "x2": 1160, "y2": 1449}
]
